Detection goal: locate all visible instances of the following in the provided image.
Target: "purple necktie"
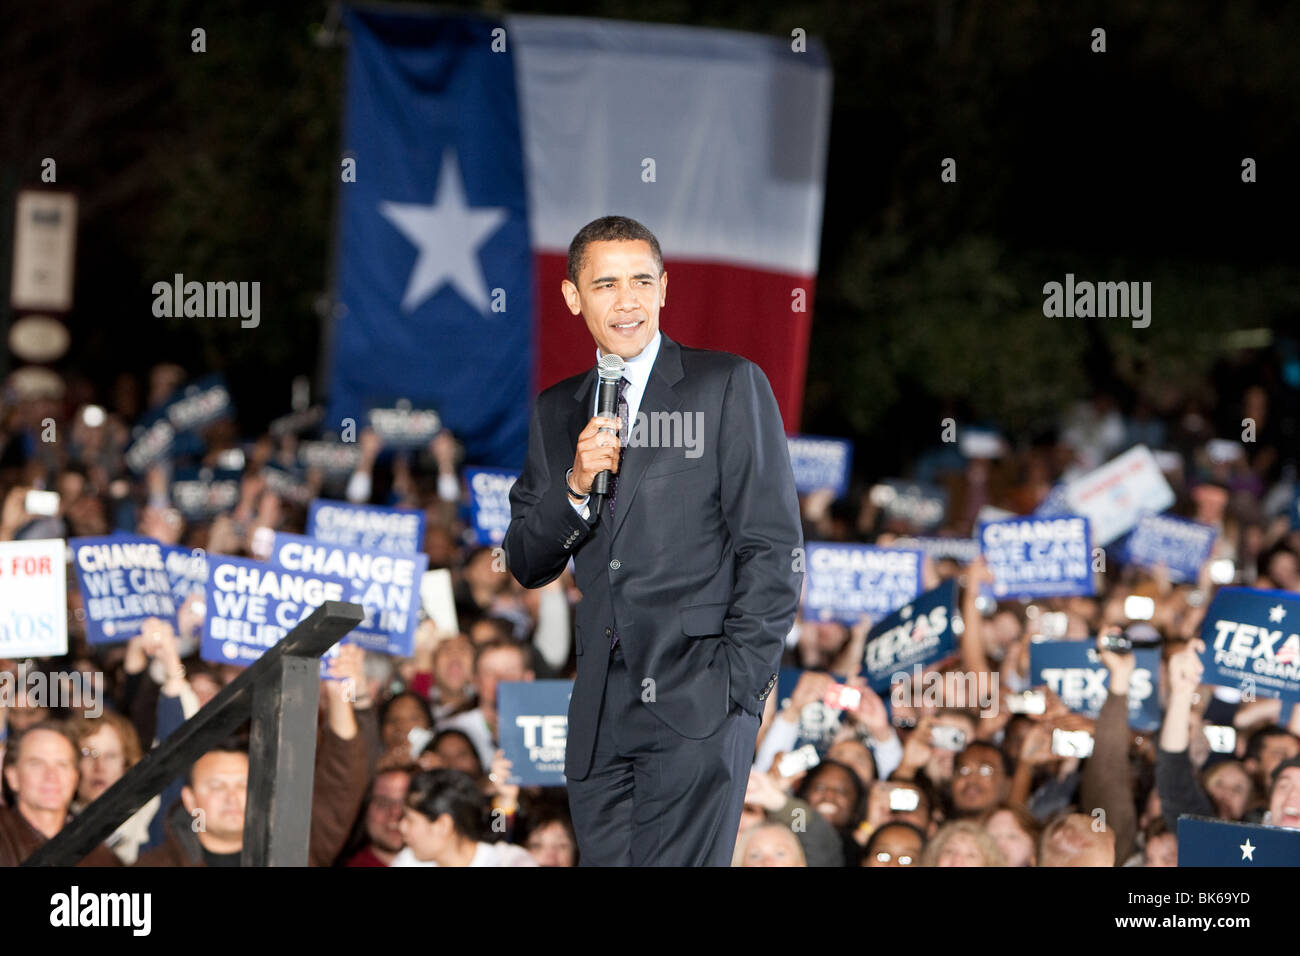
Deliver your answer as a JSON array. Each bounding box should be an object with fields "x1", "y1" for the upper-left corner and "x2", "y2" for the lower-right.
[
  {"x1": 607, "y1": 376, "x2": 630, "y2": 519},
  {"x1": 609, "y1": 375, "x2": 629, "y2": 648}
]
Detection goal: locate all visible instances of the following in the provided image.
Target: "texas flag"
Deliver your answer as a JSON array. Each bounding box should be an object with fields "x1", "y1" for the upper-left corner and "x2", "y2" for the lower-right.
[{"x1": 326, "y1": 7, "x2": 832, "y2": 468}]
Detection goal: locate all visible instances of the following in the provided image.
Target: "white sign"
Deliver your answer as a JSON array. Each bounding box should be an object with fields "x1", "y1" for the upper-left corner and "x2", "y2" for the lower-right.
[
  {"x1": 11, "y1": 191, "x2": 78, "y2": 311},
  {"x1": 1063, "y1": 445, "x2": 1175, "y2": 546},
  {"x1": 0, "y1": 539, "x2": 68, "y2": 658}
]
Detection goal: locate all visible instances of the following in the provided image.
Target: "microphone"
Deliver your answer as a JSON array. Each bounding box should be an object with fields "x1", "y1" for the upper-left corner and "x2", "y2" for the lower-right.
[{"x1": 590, "y1": 353, "x2": 626, "y2": 498}]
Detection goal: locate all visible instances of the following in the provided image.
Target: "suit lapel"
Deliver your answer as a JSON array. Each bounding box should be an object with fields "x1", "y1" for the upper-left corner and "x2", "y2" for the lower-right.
[{"x1": 608, "y1": 334, "x2": 683, "y2": 541}]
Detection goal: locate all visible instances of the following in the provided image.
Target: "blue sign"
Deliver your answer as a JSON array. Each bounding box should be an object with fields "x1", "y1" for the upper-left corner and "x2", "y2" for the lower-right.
[
  {"x1": 1199, "y1": 587, "x2": 1300, "y2": 703},
  {"x1": 870, "y1": 480, "x2": 948, "y2": 532},
  {"x1": 979, "y1": 515, "x2": 1094, "y2": 599},
  {"x1": 860, "y1": 581, "x2": 961, "y2": 693},
  {"x1": 307, "y1": 499, "x2": 426, "y2": 555},
  {"x1": 202, "y1": 554, "x2": 350, "y2": 666},
  {"x1": 497, "y1": 680, "x2": 572, "y2": 786},
  {"x1": 326, "y1": 8, "x2": 532, "y2": 468},
  {"x1": 787, "y1": 435, "x2": 853, "y2": 497},
  {"x1": 773, "y1": 667, "x2": 845, "y2": 756},
  {"x1": 170, "y1": 468, "x2": 241, "y2": 520},
  {"x1": 893, "y1": 536, "x2": 981, "y2": 565},
  {"x1": 1029, "y1": 640, "x2": 1161, "y2": 731},
  {"x1": 164, "y1": 374, "x2": 234, "y2": 434},
  {"x1": 69, "y1": 536, "x2": 176, "y2": 645},
  {"x1": 1124, "y1": 514, "x2": 1216, "y2": 583},
  {"x1": 804, "y1": 543, "x2": 922, "y2": 625},
  {"x1": 465, "y1": 467, "x2": 519, "y2": 546},
  {"x1": 270, "y1": 533, "x2": 428, "y2": 657},
  {"x1": 159, "y1": 544, "x2": 208, "y2": 606},
  {"x1": 1032, "y1": 482, "x2": 1071, "y2": 518},
  {"x1": 1178, "y1": 816, "x2": 1300, "y2": 867}
]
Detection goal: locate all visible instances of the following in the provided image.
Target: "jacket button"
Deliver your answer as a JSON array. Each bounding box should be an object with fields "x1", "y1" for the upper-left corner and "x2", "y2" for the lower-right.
[
  {"x1": 604, "y1": 627, "x2": 612, "y2": 636},
  {"x1": 609, "y1": 558, "x2": 621, "y2": 570}
]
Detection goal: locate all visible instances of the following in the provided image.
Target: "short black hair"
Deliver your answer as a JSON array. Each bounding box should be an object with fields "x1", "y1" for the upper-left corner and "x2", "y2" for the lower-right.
[
  {"x1": 406, "y1": 768, "x2": 488, "y2": 840},
  {"x1": 566, "y1": 216, "x2": 664, "y2": 285},
  {"x1": 796, "y1": 758, "x2": 866, "y2": 827},
  {"x1": 184, "y1": 738, "x2": 248, "y2": 788},
  {"x1": 862, "y1": 821, "x2": 927, "y2": 863},
  {"x1": 1247, "y1": 725, "x2": 1300, "y2": 762},
  {"x1": 958, "y1": 739, "x2": 1013, "y2": 777}
]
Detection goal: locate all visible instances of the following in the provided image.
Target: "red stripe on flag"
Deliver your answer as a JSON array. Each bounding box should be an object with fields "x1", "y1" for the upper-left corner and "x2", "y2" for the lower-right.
[{"x1": 533, "y1": 252, "x2": 812, "y2": 430}]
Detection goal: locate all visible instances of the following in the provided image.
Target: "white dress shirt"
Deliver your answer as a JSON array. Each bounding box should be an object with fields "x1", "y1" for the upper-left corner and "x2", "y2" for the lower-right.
[{"x1": 568, "y1": 331, "x2": 662, "y2": 520}]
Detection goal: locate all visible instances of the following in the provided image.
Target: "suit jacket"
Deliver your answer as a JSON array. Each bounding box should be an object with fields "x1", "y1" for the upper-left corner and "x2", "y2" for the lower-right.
[{"x1": 504, "y1": 333, "x2": 803, "y2": 781}]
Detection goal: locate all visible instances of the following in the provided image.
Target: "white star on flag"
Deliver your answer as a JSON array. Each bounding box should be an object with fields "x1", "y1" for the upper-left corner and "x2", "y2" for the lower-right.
[
  {"x1": 1240, "y1": 838, "x2": 1255, "y2": 861},
  {"x1": 1269, "y1": 604, "x2": 1286, "y2": 624},
  {"x1": 379, "y1": 149, "x2": 509, "y2": 314}
]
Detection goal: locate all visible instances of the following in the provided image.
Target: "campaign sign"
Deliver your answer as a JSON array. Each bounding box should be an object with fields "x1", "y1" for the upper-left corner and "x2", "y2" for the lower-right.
[
  {"x1": 979, "y1": 515, "x2": 1094, "y2": 600},
  {"x1": 1032, "y1": 482, "x2": 1071, "y2": 519},
  {"x1": 774, "y1": 667, "x2": 844, "y2": 756},
  {"x1": 307, "y1": 499, "x2": 425, "y2": 555},
  {"x1": 298, "y1": 440, "x2": 363, "y2": 475},
  {"x1": 498, "y1": 680, "x2": 572, "y2": 786},
  {"x1": 367, "y1": 402, "x2": 442, "y2": 448},
  {"x1": 1063, "y1": 444, "x2": 1175, "y2": 546},
  {"x1": 1198, "y1": 587, "x2": 1300, "y2": 703},
  {"x1": 860, "y1": 580, "x2": 960, "y2": 693},
  {"x1": 787, "y1": 435, "x2": 853, "y2": 497},
  {"x1": 1178, "y1": 816, "x2": 1300, "y2": 867},
  {"x1": 870, "y1": 480, "x2": 948, "y2": 532},
  {"x1": 160, "y1": 544, "x2": 208, "y2": 606},
  {"x1": 803, "y1": 543, "x2": 922, "y2": 625},
  {"x1": 123, "y1": 410, "x2": 175, "y2": 474},
  {"x1": 892, "y1": 536, "x2": 981, "y2": 565},
  {"x1": 465, "y1": 467, "x2": 519, "y2": 546},
  {"x1": 202, "y1": 554, "x2": 349, "y2": 666},
  {"x1": 69, "y1": 536, "x2": 175, "y2": 645},
  {"x1": 270, "y1": 533, "x2": 427, "y2": 657},
  {"x1": 171, "y1": 468, "x2": 241, "y2": 520},
  {"x1": 165, "y1": 375, "x2": 234, "y2": 434},
  {"x1": 1125, "y1": 513, "x2": 1216, "y2": 583},
  {"x1": 0, "y1": 539, "x2": 67, "y2": 658},
  {"x1": 1029, "y1": 640, "x2": 1161, "y2": 731}
]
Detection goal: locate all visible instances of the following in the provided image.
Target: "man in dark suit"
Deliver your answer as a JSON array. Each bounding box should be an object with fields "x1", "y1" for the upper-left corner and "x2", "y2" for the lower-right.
[{"x1": 504, "y1": 216, "x2": 803, "y2": 865}]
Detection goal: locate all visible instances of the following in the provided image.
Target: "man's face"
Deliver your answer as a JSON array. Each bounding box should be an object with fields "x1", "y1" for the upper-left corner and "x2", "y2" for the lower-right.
[
  {"x1": 183, "y1": 751, "x2": 248, "y2": 843},
  {"x1": 365, "y1": 772, "x2": 410, "y2": 854},
  {"x1": 561, "y1": 239, "x2": 666, "y2": 360},
  {"x1": 1270, "y1": 767, "x2": 1300, "y2": 829},
  {"x1": 5, "y1": 729, "x2": 78, "y2": 816},
  {"x1": 476, "y1": 648, "x2": 531, "y2": 718},
  {"x1": 1256, "y1": 735, "x2": 1300, "y2": 783},
  {"x1": 952, "y1": 745, "x2": 1004, "y2": 815},
  {"x1": 864, "y1": 825, "x2": 923, "y2": 867},
  {"x1": 434, "y1": 636, "x2": 474, "y2": 694},
  {"x1": 78, "y1": 726, "x2": 127, "y2": 804},
  {"x1": 826, "y1": 740, "x2": 875, "y2": 788}
]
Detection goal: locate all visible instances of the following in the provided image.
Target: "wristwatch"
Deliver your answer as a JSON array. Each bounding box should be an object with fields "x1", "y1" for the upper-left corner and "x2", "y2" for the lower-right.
[{"x1": 565, "y1": 468, "x2": 588, "y2": 501}]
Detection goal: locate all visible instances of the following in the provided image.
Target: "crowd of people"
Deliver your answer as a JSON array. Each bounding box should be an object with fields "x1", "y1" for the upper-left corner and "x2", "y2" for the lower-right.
[{"x1": 0, "y1": 354, "x2": 1298, "y2": 867}]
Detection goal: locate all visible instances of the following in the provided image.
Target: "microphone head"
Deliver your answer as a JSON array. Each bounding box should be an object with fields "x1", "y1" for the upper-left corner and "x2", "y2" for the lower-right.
[{"x1": 597, "y1": 353, "x2": 626, "y2": 382}]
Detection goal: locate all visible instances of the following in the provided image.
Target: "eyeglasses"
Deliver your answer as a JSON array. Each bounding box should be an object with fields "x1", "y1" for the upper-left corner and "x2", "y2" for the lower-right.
[
  {"x1": 956, "y1": 764, "x2": 996, "y2": 777},
  {"x1": 80, "y1": 748, "x2": 124, "y2": 764},
  {"x1": 873, "y1": 851, "x2": 915, "y2": 865}
]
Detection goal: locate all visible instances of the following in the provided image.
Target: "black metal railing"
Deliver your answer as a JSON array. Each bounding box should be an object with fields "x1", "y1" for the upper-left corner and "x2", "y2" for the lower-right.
[{"x1": 24, "y1": 601, "x2": 364, "y2": 867}]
